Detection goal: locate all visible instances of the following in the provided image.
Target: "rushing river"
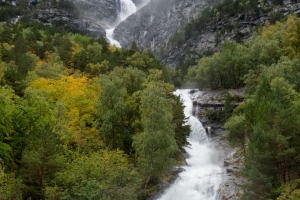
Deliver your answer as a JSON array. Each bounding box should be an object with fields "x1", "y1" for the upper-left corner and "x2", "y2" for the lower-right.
[{"x1": 158, "y1": 89, "x2": 222, "y2": 200}]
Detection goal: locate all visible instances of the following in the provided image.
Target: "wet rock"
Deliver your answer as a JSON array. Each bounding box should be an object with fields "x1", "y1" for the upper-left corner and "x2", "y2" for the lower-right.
[
  {"x1": 226, "y1": 168, "x2": 234, "y2": 173},
  {"x1": 171, "y1": 167, "x2": 185, "y2": 175},
  {"x1": 191, "y1": 89, "x2": 245, "y2": 108},
  {"x1": 190, "y1": 89, "x2": 199, "y2": 94},
  {"x1": 191, "y1": 88, "x2": 246, "y2": 200}
]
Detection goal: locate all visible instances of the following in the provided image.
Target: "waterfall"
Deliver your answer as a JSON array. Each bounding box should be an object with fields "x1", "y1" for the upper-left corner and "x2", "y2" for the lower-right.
[
  {"x1": 158, "y1": 89, "x2": 222, "y2": 200},
  {"x1": 105, "y1": 0, "x2": 137, "y2": 47},
  {"x1": 119, "y1": 0, "x2": 137, "y2": 21}
]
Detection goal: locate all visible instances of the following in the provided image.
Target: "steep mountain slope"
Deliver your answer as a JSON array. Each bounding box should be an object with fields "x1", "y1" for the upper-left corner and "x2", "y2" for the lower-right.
[
  {"x1": 161, "y1": 0, "x2": 300, "y2": 67},
  {"x1": 114, "y1": 0, "x2": 300, "y2": 68},
  {"x1": 114, "y1": 0, "x2": 221, "y2": 57}
]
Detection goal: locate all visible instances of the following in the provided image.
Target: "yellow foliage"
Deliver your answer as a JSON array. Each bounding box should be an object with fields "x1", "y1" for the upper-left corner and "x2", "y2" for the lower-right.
[
  {"x1": 70, "y1": 41, "x2": 82, "y2": 68},
  {"x1": 261, "y1": 21, "x2": 281, "y2": 39},
  {"x1": 108, "y1": 45, "x2": 117, "y2": 53},
  {"x1": 2, "y1": 43, "x2": 15, "y2": 51},
  {"x1": 282, "y1": 15, "x2": 299, "y2": 58},
  {"x1": 30, "y1": 76, "x2": 101, "y2": 148},
  {"x1": 71, "y1": 41, "x2": 81, "y2": 56}
]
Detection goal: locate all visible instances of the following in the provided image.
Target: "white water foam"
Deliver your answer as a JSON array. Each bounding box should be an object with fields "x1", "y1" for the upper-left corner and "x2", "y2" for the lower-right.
[
  {"x1": 158, "y1": 89, "x2": 222, "y2": 200},
  {"x1": 105, "y1": 0, "x2": 138, "y2": 47},
  {"x1": 120, "y1": 0, "x2": 137, "y2": 21},
  {"x1": 106, "y1": 28, "x2": 122, "y2": 47}
]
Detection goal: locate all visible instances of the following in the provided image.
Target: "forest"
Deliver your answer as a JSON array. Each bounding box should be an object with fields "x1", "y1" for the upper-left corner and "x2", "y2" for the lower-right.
[
  {"x1": 0, "y1": 19, "x2": 190, "y2": 199},
  {"x1": 186, "y1": 14, "x2": 300, "y2": 199}
]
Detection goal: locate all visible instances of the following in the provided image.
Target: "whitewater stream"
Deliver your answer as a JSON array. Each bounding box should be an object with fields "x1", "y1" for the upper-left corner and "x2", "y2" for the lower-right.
[
  {"x1": 105, "y1": 0, "x2": 138, "y2": 47},
  {"x1": 158, "y1": 89, "x2": 222, "y2": 200}
]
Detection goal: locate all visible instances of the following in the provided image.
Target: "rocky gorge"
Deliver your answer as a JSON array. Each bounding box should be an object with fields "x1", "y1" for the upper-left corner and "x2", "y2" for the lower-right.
[{"x1": 191, "y1": 89, "x2": 246, "y2": 200}]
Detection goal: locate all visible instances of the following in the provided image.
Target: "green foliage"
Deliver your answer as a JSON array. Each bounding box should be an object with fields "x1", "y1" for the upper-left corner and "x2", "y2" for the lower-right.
[
  {"x1": 237, "y1": 77, "x2": 300, "y2": 199},
  {"x1": 222, "y1": 93, "x2": 234, "y2": 122},
  {"x1": 185, "y1": 15, "x2": 300, "y2": 89},
  {"x1": 0, "y1": 165, "x2": 23, "y2": 200},
  {"x1": 185, "y1": 14, "x2": 300, "y2": 199},
  {"x1": 225, "y1": 114, "x2": 247, "y2": 150},
  {"x1": 0, "y1": 18, "x2": 188, "y2": 199},
  {"x1": 56, "y1": 150, "x2": 142, "y2": 200},
  {"x1": 21, "y1": 126, "x2": 65, "y2": 199},
  {"x1": 133, "y1": 84, "x2": 177, "y2": 185},
  {"x1": 172, "y1": 95, "x2": 190, "y2": 148},
  {"x1": 205, "y1": 109, "x2": 222, "y2": 122},
  {"x1": 97, "y1": 73, "x2": 129, "y2": 151},
  {"x1": 0, "y1": 86, "x2": 14, "y2": 166},
  {"x1": 277, "y1": 179, "x2": 300, "y2": 200}
]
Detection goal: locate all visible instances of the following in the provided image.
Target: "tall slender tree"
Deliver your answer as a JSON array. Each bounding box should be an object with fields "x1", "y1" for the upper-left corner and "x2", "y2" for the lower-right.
[{"x1": 133, "y1": 84, "x2": 177, "y2": 187}]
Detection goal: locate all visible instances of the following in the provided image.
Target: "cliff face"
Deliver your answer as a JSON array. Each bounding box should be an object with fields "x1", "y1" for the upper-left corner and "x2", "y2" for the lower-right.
[
  {"x1": 74, "y1": 0, "x2": 120, "y2": 29},
  {"x1": 114, "y1": 0, "x2": 300, "y2": 67},
  {"x1": 114, "y1": 0, "x2": 221, "y2": 56},
  {"x1": 33, "y1": 0, "x2": 121, "y2": 38},
  {"x1": 8, "y1": 0, "x2": 143, "y2": 39},
  {"x1": 161, "y1": 0, "x2": 300, "y2": 67}
]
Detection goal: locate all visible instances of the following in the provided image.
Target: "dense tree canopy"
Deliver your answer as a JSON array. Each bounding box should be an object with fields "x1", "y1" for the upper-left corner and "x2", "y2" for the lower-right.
[{"x1": 0, "y1": 19, "x2": 190, "y2": 199}]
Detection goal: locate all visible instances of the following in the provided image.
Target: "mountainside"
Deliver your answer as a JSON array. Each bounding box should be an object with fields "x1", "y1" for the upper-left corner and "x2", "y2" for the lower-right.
[
  {"x1": 114, "y1": 0, "x2": 300, "y2": 68},
  {"x1": 0, "y1": 0, "x2": 146, "y2": 39},
  {"x1": 114, "y1": 0, "x2": 221, "y2": 57},
  {"x1": 161, "y1": 0, "x2": 300, "y2": 67},
  {"x1": 32, "y1": 0, "x2": 123, "y2": 38}
]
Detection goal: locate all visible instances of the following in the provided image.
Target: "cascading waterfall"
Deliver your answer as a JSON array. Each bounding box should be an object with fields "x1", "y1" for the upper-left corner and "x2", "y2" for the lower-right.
[
  {"x1": 158, "y1": 89, "x2": 222, "y2": 200},
  {"x1": 119, "y1": 0, "x2": 137, "y2": 21},
  {"x1": 105, "y1": 0, "x2": 137, "y2": 47}
]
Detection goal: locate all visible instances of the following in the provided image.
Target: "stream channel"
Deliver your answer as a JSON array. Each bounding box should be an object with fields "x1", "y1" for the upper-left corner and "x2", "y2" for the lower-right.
[{"x1": 158, "y1": 89, "x2": 223, "y2": 200}]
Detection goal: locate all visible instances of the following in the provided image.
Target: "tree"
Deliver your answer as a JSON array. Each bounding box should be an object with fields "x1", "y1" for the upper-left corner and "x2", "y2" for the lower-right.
[
  {"x1": 0, "y1": 165, "x2": 23, "y2": 200},
  {"x1": 171, "y1": 95, "x2": 190, "y2": 148},
  {"x1": 0, "y1": 86, "x2": 14, "y2": 167},
  {"x1": 133, "y1": 84, "x2": 177, "y2": 187},
  {"x1": 242, "y1": 77, "x2": 299, "y2": 199},
  {"x1": 225, "y1": 114, "x2": 247, "y2": 151},
  {"x1": 277, "y1": 179, "x2": 300, "y2": 200},
  {"x1": 0, "y1": 43, "x2": 2, "y2": 63},
  {"x1": 55, "y1": 150, "x2": 141, "y2": 200},
  {"x1": 222, "y1": 92, "x2": 234, "y2": 122},
  {"x1": 30, "y1": 76, "x2": 100, "y2": 151},
  {"x1": 21, "y1": 126, "x2": 65, "y2": 199},
  {"x1": 97, "y1": 74, "x2": 128, "y2": 151}
]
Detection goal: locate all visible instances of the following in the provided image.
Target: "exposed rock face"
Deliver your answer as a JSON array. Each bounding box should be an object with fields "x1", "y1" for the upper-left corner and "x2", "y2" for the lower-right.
[
  {"x1": 162, "y1": 0, "x2": 300, "y2": 67},
  {"x1": 21, "y1": 0, "x2": 121, "y2": 38},
  {"x1": 132, "y1": 0, "x2": 148, "y2": 8},
  {"x1": 114, "y1": 0, "x2": 221, "y2": 56},
  {"x1": 115, "y1": 0, "x2": 300, "y2": 67},
  {"x1": 215, "y1": 149, "x2": 246, "y2": 200},
  {"x1": 34, "y1": 6, "x2": 106, "y2": 38},
  {"x1": 74, "y1": 0, "x2": 120, "y2": 29},
  {"x1": 26, "y1": 0, "x2": 151, "y2": 39},
  {"x1": 190, "y1": 89, "x2": 245, "y2": 200},
  {"x1": 191, "y1": 88, "x2": 245, "y2": 108}
]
